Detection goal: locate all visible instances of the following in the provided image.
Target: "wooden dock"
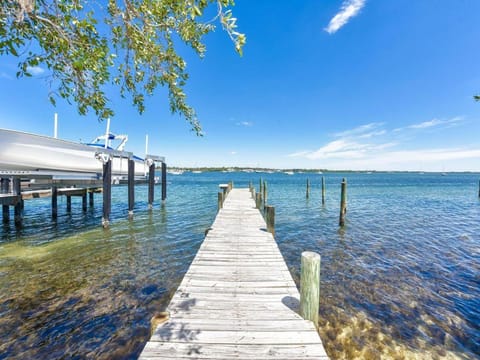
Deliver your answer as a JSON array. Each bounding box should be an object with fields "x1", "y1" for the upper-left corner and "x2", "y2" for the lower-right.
[{"x1": 139, "y1": 188, "x2": 328, "y2": 359}]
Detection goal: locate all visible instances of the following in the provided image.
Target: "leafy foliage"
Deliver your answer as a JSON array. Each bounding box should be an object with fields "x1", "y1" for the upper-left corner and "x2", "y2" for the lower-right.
[{"x1": 0, "y1": 0, "x2": 245, "y2": 134}]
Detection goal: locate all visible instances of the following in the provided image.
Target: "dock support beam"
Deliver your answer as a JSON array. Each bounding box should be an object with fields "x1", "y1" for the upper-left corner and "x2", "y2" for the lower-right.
[
  {"x1": 148, "y1": 162, "x2": 155, "y2": 210},
  {"x1": 306, "y1": 178, "x2": 310, "y2": 199},
  {"x1": 2, "y1": 178, "x2": 10, "y2": 223},
  {"x1": 102, "y1": 158, "x2": 112, "y2": 228},
  {"x1": 161, "y1": 162, "x2": 167, "y2": 202},
  {"x1": 66, "y1": 195, "x2": 72, "y2": 212},
  {"x1": 13, "y1": 178, "x2": 22, "y2": 225},
  {"x1": 82, "y1": 192, "x2": 87, "y2": 212},
  {"x1": 128, "y1": 159, "x2": 135, "y2": 216},
  {"x1": 218, "y1": 192, "x2": 223, "y2": 212},
  {"x1": 300, "y1": 251, "x2": 321, "y2": 328},
  {"x1": 89, "y1": 191, "x2": 94, "y2": 207},
  {"x1": 52, "y1": 186, "x2": 58, "y2": 219}
]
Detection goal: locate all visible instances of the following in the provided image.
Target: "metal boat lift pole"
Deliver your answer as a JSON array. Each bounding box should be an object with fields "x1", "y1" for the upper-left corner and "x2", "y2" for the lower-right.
[{"x1": 161, "y1": 162, "x2": 167, "y2": 202}]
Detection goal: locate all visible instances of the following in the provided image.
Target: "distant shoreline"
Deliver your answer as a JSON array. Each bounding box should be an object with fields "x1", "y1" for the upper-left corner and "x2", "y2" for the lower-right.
[{"x1": 159, "y1": 166, "x2": 480, "y2": 174}]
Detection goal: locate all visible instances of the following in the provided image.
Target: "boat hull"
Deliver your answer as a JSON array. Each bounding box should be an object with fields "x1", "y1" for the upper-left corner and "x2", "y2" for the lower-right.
[{"x1": 0, "y1": 129, "x2": 146, "y2": 176}]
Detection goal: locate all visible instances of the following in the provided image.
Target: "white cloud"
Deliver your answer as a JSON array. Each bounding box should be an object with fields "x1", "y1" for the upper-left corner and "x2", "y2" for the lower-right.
[
  {"x1": 236, "y1": 121, "x2": 253, "y2": 127},
  {"x1": 26, "y1": 66, "x2": 45, "y2": 76},
  {"x1": 230, "y1": 151, "x2": 237, "y2": 155},
  {"x1": 289, "y1": 139, "x2": 396, "y2": 160},
  {"x1": 325, "y1": 0, "x2": 366, "y2": 34},
  {"x1": 407, "y1": 116, "x2": 463, "y2": 130},
  {"x1": 0, "y1": 72, "x2": 13, "y2": 80},
  {"x1": 333, "y1": 122, "x2": 383, "y2": 137}
]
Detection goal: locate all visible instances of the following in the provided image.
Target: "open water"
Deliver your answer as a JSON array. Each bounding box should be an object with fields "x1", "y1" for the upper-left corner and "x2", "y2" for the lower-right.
[{"x1": 0, "y1": 171, "x2": 479, "y2": 359}]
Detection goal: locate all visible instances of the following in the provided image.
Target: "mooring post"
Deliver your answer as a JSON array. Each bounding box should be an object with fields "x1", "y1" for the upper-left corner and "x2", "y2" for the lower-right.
[
  {"x1": 306, "y1": 178, "x2": 310, "y2": 199},
  {"x1": 51, "y1": 185, "x2": 58, "y2": 219},
  {"x1": 255, "y1": 192, "x2": 262, "y2": 209},
  {"x1": 322, "y1": 176, "x2": 326, "y2": 205},
  {"x1": 263, "y1": 180, "x2": 268, "y2": 208},
  {"x1": 300, "y1": 251, "x2": 321, "y2": 327},
  {"x1": 89, "y1": 190, "x2": 94, "y2": 207},
  {"x1": 13, "y1": 178, "x2": 22, "y2": 225},
  {"x1": 339, "y1": 178, "x2": 347, "y2": 227},
  {"x1": 66, "y1": 195, "x2": 72, "y2": 212},
  {"x1": 82, "y1": 192, "x2": 87, "y2": 212},
  {"x1": 249, "y1": 181, "x2": 253, "y2": 193},
  {"x1": 148, "y1": 162, "x2": 155, "y2": 210},
  {"x1": 218, "y1": 192, "x2": 223, "y2": 212},
  {"x1": 161, "y1": 162, "x2": 167, "y2": 202},
  {"x1": 128, "y1": 158, "x2": 135, "y2": 216},
  {"x1": 2, "y1": 178, "x2": 10, "y2": 222},
  {"x1": 265, "y1": 205, "x2": 275, "y2": 235},
  {"x1": 251, "y1": 187, "x2": 256, "y2": 200},
  {"x1": 478, "y1": 180, "x2": 480, "y2": 198},
  {"x1": 259, "y1": 177, "x2": 263, "y2": 195},
  {"x1": 102, "y1": 158, "x2": 112, "y2": 228}
]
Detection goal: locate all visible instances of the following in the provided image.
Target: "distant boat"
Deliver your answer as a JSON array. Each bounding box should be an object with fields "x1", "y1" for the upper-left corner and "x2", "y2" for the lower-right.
[
  {"x1": 192, "y1": 170, "x2": 202, "y2": 174},
  {"x1": 167, "y1": 170, "x2": 184, "y2": 175},
  {"x1": 284, "y1": 171, "x2": 294, "y2": 175},
  {"x1": 317, "y1": 171, "x2": 323, "y2": 174}
]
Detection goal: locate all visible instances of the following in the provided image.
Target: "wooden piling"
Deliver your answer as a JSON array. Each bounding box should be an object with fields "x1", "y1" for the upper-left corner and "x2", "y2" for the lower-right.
[
  {"x1": 339, "y1": 178, "x2": 347, "y2": 227},
  {"x1": 255, "y1": 192, "x2": 262, "y2": 209},
  {"x1": 66, "y1": 195, "x2": 72, "y2": 212},
  {"x1": 265, "y1": 205, "x2": 275, "y2": 234},
  {"x1": 259, "y1": 177, "x2": 263, "y2": 195},
  {"x1": 322, "y1": 176, "x2": 326, "y2": 205},
  {"x1": 148, "y1": 162, "x2": 155, "y2": 210},
  {"x1": 102, "y1": 158, "x2": 112, "y2": 228},
  {"x1": 218, "y1": 192, "x2": 223, "y2": 211},
  {"x1": 128, "y1": 159, "x2": 135, "y2": 216},
  {"x1": 300, "y1": 251, "x2": 321, "y2": 327},
  {"x1": 306, "y1": 178, "x2": 310, "y2": 199},
  {"x1": 13, "y1": 178, "x2": 22, "y2": 224},
  {"x1": 82, "y1": 192, "x2": 87, "y2": 212},
  {"x1": 161, "y1": 162, "x2": 167, "y2": 202},
  {"x1": 2, "y1": 178, "x2": 10, "y2": 222},
  {"x1": 52, "y1": 185, "x2": 58, "y2": 219},
  {"x1": 89, "y1": 190, "x2": 94, "y2": 207},
  {"x1": 263, "y1": 180, "x2": 267, "y2": 207}
]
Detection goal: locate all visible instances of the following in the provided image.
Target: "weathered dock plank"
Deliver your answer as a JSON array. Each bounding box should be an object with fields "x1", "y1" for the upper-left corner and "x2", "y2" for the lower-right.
[{"x1": 139, "y1": 188, "x2": 328, "y2": 359}]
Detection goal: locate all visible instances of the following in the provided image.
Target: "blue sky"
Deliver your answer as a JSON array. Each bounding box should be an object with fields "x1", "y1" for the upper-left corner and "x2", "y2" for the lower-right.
[{"x1": 1, "y1": 0, "x2": 480, "y2": 171}]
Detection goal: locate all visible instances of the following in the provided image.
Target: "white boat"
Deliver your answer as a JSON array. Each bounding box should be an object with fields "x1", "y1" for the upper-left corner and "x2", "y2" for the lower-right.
[
  {"x1": 0, "y1": 128, "x2": 147, "y2": 176},
  {"x1": 284, "y1": 171, "x2": 294, "y2": 175},
  {"x1": 167, "y1": 169, "x2": 184, "y2": 175}
]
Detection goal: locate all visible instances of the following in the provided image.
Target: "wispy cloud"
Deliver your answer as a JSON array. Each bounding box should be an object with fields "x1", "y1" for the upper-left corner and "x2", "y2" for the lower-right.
[
  {"x1": 407, "y1": 116, "x2": 463, "y2": 129},
  {"x1": 0, "y1": 72, "x2": 13, "y2": 80},
  {"x1": 333, "y1": 122, "x2": 383, "y2": 137},
  {"x1": 26, "y1": 66, "x2": 45, "y2": 76},
  {"x1": 230, "y1": 151, "x2": 237, "y2": 155},
  {"x1": 289, "y1": 139, "x2": 396, "y2": 160},
  {"x1": 325, "y1": 0, "x2": 366, "y2": 34},
  {"x1": 236, "y1": 121, "x2": 253, "y2": 127}
]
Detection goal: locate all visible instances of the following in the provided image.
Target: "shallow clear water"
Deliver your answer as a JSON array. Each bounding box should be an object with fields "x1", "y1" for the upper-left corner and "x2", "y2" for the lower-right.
[{"x1": 0, "y1": 172, "x2": 479, "y2": 359}]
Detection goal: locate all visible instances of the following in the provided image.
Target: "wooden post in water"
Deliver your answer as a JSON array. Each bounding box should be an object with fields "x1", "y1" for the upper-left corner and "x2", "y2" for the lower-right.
[
  {"x1": 148, "y1": 162, "x2": 155, "y2": 210},
  {"x1": 128, "y1": 159, "x2": 135, "y2": 216},
  {"x1": 52, "y1": 185, "x2": 58, "y2": 219},
  {"x1": 263, "y1": 180, "x2": 268, "y2": 207},
  {"x1": 265, "y1": 205, "x2": 275, "y2": 235},
  {"x1": 218, "y1": 192, "x2": 223, "y2": 212},
  {"x1": 102, "y1": 158, "x2": 112, "y2": 228},
  {"x1": 13, "y1": 178, "x2": 22, "y2": 225},
  {"x1": 89, "y1": 190, "x2": 94, "y2": 207},
  {"x1": 321, "y1": 176, "x2": 326, "y2": 206},
  {"x1": 306, "y1": 178, "x2": 310, "y2": 199},
  {"x1": 259, "y1": 177, "x2": 263, "y2": 195},
  {"x1": 255, "y1": 192, "x2": 262, "y2": 209},
  {"x1": 300, "y1": 251, "x2": 321, "y2": 327},
  {"x1": 2, "y1": 178, "x2": 10, "y2": 222},
  {"x1": 339, "y1": 178, "x2": 347, "y2": 227},
  {"x1": 82, "y1": 192, "x2": 87, "y2": 212},
  {"x1": 161, "y1": 162, "x2": 167, "y2": 202},
  {"x1": 66, "y1": 195, "x2": 72, "y2": 212}
]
